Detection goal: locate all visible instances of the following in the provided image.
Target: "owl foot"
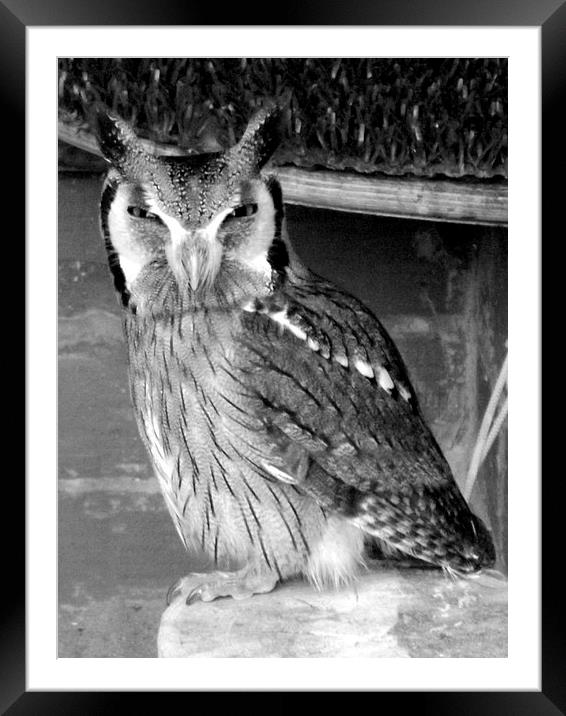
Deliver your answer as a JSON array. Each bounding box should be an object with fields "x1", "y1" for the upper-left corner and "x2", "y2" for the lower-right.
[{"x1": 166, "y1": 570, "x2": 279, "y2": 606}]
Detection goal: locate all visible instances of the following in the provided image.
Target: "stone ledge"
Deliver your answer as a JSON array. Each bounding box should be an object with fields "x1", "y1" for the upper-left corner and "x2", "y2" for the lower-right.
[{"x1": 158, "y1": 566, "x2": 507, "y2": 658}]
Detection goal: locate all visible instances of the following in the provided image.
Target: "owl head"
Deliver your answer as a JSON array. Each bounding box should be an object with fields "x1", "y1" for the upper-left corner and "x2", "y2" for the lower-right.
[{"x1": 95, "y1": 104, "x2": 288, "y2": 313}]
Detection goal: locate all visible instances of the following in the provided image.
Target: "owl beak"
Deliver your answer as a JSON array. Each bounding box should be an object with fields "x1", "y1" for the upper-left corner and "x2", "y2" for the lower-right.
[
  {"x1": 156, "y1": 208, "x2": 233, "y2": 291},
  {"x1": 184, "y1": 252, "x2": 199, "y2": 291},
  {"x1": 169, "y1": 227, "x2": 211, "y2": 291}
]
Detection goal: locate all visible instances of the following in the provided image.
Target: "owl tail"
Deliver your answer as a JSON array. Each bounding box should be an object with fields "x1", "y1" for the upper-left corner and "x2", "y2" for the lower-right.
[
  {"x1": 358, "y1": 488, "x2": 497, "y2": 574},
  {"x1": 299, "y1": 461, "x2": 496, "y2": 573}
]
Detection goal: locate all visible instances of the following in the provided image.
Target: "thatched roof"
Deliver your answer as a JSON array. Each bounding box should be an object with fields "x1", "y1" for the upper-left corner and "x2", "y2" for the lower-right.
[{"x1": 59, "y1": 58, "x2": 507, "y2": 180}]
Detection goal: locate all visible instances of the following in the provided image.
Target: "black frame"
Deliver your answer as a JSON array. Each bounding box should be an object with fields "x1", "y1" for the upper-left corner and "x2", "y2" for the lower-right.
[{"x1": 14, "y1": 0, "x2": 555, "y2": 710}]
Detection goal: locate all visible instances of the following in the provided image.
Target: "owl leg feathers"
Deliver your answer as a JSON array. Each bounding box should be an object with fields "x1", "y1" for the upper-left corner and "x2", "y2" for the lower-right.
[{"x1": 166, "y1": 568, "x2": 279, "y2": 606}]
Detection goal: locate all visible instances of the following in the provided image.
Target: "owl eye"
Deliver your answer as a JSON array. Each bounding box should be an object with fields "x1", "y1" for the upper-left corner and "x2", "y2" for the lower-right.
[
  {"x1": 229, "y1": 203, "x2": 258, "y2": 219},
  {"x1": 127, "y1": 206, "x2": 160, "y2": 221}
]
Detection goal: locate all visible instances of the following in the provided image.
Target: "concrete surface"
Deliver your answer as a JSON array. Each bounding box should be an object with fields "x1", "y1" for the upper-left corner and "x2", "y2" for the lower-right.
[{"x1": 58, "y1": 171, "x2": 507, "y2": 658}]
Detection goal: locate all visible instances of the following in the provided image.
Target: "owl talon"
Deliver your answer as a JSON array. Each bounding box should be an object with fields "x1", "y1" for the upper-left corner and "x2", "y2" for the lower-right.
[
  {"x1": 186, "y1": 588, "x2": 204, "y2": 606},
  {"x1": 166, "y1": 570, "x2": 279, "y2": 606},
  {"x1": 166, "y1": 578, "x2": 184, "y2": 606}
]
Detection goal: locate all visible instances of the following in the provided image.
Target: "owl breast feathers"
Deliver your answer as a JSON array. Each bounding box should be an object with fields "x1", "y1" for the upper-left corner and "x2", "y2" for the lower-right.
[{"x1": 95, "y1": 103, "x2": 495, "y2": 596}]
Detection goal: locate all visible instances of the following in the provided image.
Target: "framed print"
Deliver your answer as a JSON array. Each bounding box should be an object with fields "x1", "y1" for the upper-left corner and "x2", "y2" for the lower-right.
[{"x1": 12, "y1": 0, "x2": 556, "y2": 709}]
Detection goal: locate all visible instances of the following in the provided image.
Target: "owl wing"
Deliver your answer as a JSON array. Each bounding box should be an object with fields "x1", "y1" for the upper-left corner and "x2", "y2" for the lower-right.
[
  {"x1": 238, "y1": 276, "x2": 454, "y2": 491},
  {"x1": 233, "y1": 278, "x2": 482, "y2": 567}
]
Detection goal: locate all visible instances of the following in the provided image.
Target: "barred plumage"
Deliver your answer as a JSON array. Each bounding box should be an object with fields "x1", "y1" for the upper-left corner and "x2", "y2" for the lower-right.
[{"x1": 96, "y1": 103, "x2": 495, "y2": 604}]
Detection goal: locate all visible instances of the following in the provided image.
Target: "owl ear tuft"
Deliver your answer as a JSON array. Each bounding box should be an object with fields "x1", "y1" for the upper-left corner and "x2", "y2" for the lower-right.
[
  {"x1": 234, "y1": 102, "x2": 285, "y2": 171},
  {"x1": 90, "y1": 104, "x2": 144, "y2": 168}
]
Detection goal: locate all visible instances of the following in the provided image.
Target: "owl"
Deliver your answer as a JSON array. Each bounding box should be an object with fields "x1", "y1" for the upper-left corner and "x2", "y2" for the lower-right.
[{"x1": 95, "y1": 103, "x2": 495, "y2": 605}]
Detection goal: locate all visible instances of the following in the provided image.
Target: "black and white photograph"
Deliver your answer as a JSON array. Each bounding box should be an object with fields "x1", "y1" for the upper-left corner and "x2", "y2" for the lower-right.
[
  {"x1": 56, "y1": 55, "x2": 511, "y2": 660},
  {"x1": 17, "y1": 15, "x2": 550, "y2": 705}
]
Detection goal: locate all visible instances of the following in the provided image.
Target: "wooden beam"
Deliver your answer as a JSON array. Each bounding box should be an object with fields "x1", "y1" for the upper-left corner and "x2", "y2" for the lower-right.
[
  {"x1": 273, "y1": 167, "x2": 507, "y2": 226},
  {"x1": 59, "y1": 120, "x2": 507, "y2": 226}
]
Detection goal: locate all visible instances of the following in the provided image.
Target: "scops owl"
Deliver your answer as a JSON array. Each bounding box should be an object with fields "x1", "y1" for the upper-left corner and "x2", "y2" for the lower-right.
[{"x1": 95, "y1": 103, "x2": 495, "y2": 604}]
